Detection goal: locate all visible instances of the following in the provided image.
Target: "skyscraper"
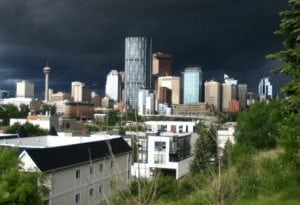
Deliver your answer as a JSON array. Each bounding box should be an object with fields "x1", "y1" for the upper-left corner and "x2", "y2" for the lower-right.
[
  {"x1": 222, "y1": 74, "x2": 237, "y2": 111},
  {"x1": 205, "y1": 80, "x2": 221, "y2": 111},
  {"x1": 183, "y1": 67, "x2": 203, "y2": 104},
  {"x1": 238, "y1": 84, "x2": 248, "y2": 109},
  {"x1": 157, "y1": 76, "x2": 180, "y2": 105},
  {"x1": 71, "y1": 81, "x2": 91, "y2": 103},
  {"x1": 105, "y1": 70, "x2": 121, "y2": 102},
  {"x1": 258, "y1": 77, "x2": 273, "y2": 100},
  {"x1": 125, "y1": 37, "x2": 151, "y2": 109},
  {"x1": 16, "y1": 80, "x2": 34, "y2": 98},
  {"x1": 152, "y1": 53, "x2": 172, "y2": 94}
]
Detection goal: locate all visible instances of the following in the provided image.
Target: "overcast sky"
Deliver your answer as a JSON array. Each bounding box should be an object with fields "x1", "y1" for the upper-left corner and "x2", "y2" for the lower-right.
[{"x1": 0, "y1": 0, "x2": 289, "y2": 96}]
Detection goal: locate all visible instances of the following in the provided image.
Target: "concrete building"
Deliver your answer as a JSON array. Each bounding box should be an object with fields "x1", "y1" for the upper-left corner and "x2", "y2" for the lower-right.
[
  {"x1": 105, "y1": 70, "x2": 121, "y2": 102},
  {"x1": 0, "y1": 97, "x2": 33, "y2": 108},
  {"x1": 152, "y1": 53, "x2": 172, "y2": 94},
  {"x1": 71, "y1": 81, "x2": 91, "y2": 103},
  {"x1": 138, "y1": 89, "x2": 155, "y2": 116},
  {"x1": 204, "y1": 80, "x2": 221, "y2": 111},
  {"x1": 172, "y1": 103, "x2": 210, "y2": 116},
  {"x1": 228, "y1": 100, "x2": 240, "y2": 112},
  {"x1": 222, "y1": 83, "x2": 237, "y2": 111},
  {"x1": 258, "y1": 77, "x2": 273, "y2": 100},
  {"x1": 125, "y1": 37, "x2": 151, "y2": 109},
  {"x1": 49, "y1": 92, "x2": 73, "y2": 115},
  {"x1": 43, "y1": 66, "x2": 51, "y2": 102},
  {"x1": 224, "y1": 74, "x2": 238, "y2": 85},
  {"x1": 0, "y1": 134, "x2": 131, "y2": 205},
  {"x1": 247, "y1": 92, "x2": 256, "y2": 106},
  {"x1": 10, "y1": 114, "x2": 59, "y2": 131},
  {"x1": 64, "y1": 102, "x2": 94, "y2": 120},
  {"x1": 145, "y1": 121, "x2": 196, "y2": 133},
  {"x1": 129, "y1": 132, "x2": 192, "y2": 180},
  {"x1": 183, "y1": 67, "x2": 203, "y2": 104},
  {"x1": 157, "y1": 76, "x2": 180, "y2": 105},
  {"x1": 238, "y1": 84, "x2": 248, "y2": 109},
  {"x1": 16, "y1": 80, "x2": 34, "y2": 98},
  {"x1": 101, "y1": 97, "x2": 114, "y2": 109}
]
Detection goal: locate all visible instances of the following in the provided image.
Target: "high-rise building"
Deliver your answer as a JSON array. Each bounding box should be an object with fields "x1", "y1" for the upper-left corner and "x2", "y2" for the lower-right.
[
  {"x1": 258, "y1": 77, "x2": 273, "y2": 100},
  {"x1": 222, "y1": 84, "x2": 237, "y2": 111},
  {"x1": 224, "y1": 74, "x2": 238, "y2": 85},
  {"x1": 183, "y1": 67, "x2": 203, "y2": 104},
  {"x1": 157, "y1": 76, "x2": 180, "y2": 105},
  {"x1": 43, "y1": 66, "x2": 51, "y2": 102},
  {"x1": 152, "y1": 53, "x2": 172, "y2": 93},
  {"x1": 138, "y1": 89, "x2": 155, "y2": 116},
  {"x1": 125, "y1": 37, "x2": 151, "y2": 109},
  {"x1": 71, "y1": 81, "x2": 91, "y2": 103},
  {"x1": 204, "y1": 80, "x2": 221, "y2": 111},
  {"x1": 105, "y1": 70, "x2": 121, "y2": 102},
  {"x1": 238, "y1": 84, "x2": 248, "y2": 109},
  {"x1": 16, "y1": 80, "x2": 34, "y2": 98}
]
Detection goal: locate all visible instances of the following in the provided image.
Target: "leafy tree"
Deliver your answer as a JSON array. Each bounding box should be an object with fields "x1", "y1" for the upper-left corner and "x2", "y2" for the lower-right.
[
  {"x1": 235, "y1": 100, "x2": 284, "y2": 150},
  {"x1": 190, "y1": 122, "x2": 218, "y2": 173},
  {"x1": 5, "y1": 122, "x2": 48, "y2": 137},
  {"x1": 107, "y1": 111, "x2": 118, "y2": 126},
  {"x1": 0, "y1": 147, "x2": 43, "y2": 204},
  {"x1": 40, "y1": 104, "x2": 56, "y2": 116},
  {"x1": 0, "y1": 104, "x2": 30, "y2": 126},
  {"x1": 268, "y1": 0, "x2": 300, "y2": 164}
]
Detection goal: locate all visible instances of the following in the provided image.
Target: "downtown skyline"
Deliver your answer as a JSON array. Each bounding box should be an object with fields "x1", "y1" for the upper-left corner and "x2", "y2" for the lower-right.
[{"x1": 0, "y1": 0, "x2": 290, "y2": 96}]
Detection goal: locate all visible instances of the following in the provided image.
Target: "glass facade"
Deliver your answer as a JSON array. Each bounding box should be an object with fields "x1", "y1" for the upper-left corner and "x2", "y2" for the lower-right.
[
  {"x1": 125, "y1": 37, "x2": 150, "y2": 108},
  {"x1": 183, "y1": 67, "x2": 203, "y2": 104}
]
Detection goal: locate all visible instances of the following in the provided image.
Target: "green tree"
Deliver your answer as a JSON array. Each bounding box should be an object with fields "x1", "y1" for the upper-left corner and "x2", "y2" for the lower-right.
[
  {"x1": 0, "y1": 104, "x2": 30, "y2": 126},
  {"x1": 235, "y1": 100, "x2": 284, "y2": 150},
  {"x1": 0, "y1": 147, "x2": 43, "y2": 204},
  {"x1": 107, "y1": 111, "x2": 118, "y2": 126},
  {"x1": 190, "y1": 122, "x2": 218, "y2": 173},
  {"x1": 268, "y1": 0, "x2": 300, "y2": 165},
  {"x1": 40, "y1": 104, "x2": 56, "y2": 116},
  {"x1": 5, "y1": 122, "x2": 48, "y2": 137}
]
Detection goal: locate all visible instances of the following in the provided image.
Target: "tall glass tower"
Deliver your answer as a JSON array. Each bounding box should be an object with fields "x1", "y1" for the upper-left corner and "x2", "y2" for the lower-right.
[
  {"x1": 183, "y1": 67, "x2": 203, "y2": 104},
  {"x1": 258, "y1": 77, "x2": 273, "y2": 98},
  {"x1": 125, "y1": 37, "x2": 151, "y2": 109}
]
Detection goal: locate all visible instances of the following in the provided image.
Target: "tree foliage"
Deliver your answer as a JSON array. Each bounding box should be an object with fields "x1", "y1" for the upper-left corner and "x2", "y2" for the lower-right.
[
  {"x1": 235, "y1": 100, "x2": 284, "y2": 150},
  {"x1": 268, "y1": 0, "x2": 300, "y2": 163},
  {"x1": 5, "y1": 122, "x2": 48, "y2": 137},
  {"x1": 0, "y1": 147, "x2": 43, "y2": 204},
  {"x1": 190, "y1": 122, "x2": 218, "y2": 173},
  {"x1": 0, "y1": 104, "x2": 29, "y2": 126},
  {"x1": 40, "y1": 104, "x2": 56, "y2": 116}
]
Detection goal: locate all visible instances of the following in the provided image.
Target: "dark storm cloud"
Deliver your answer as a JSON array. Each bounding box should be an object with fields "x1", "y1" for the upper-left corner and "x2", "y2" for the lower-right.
[{"x1": 0, "y1": 0, "x2": 288, "y2": 95}]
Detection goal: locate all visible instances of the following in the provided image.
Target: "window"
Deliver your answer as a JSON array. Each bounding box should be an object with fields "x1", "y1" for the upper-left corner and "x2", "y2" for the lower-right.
[
  {"x1": 154, "y1": 154, "x2": 166, "y2": 164},
  {"x1": 111, "y1": 161, "x2": 114, "y2": 168},
  {"x1": 75, "y1": 193, "x2": 80, "y2": 203},
  {"x1": 99, "y1": 163, "x2": 103, "y2": 172},
  {"x1": 155, "y1": 141, "x2": 166, "y2": 152},
  {"x1": 99, "y1": 185, "x2": 103, "y2": 193},
  {"x1": 90, "y1": 166, "x2": 94, "y2": 175},
  {"x1": 89, "y1": 188, "x2": 94, "y2": 196},
  {"x1": 75, "y1": 169, "x2": 80, "y2": 179}
]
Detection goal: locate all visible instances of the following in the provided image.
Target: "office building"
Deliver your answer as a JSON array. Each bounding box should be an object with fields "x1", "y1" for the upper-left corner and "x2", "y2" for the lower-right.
[
  {"x1": 222, "y1": 83, "x2": 237, "y2": 111},
  {"x1": 49, "y1": 91, "x2": 73, "y2": 115},
  {"x1": 238, "y1": 84, "x2": 247, "y2": 109},
  {"x1": 224, "y1": 74, "x2": 238, "y2": 85},
  {"x1": 105, "y1": 70, "x2": 121, "y2": 102},
  {"x1": 152, "y1": 53, "x2": 172, "y2": 93},
  {"x1": 138, "y1": 89, "x2": 155, "y2": 116},
  {"x1": 258, "y1": 77, "x2": 273, "y2": 100},
  {"x1": 125, "y1": 37, "x2": 151, "y2": 109},
  {"x1": 71, "y1": 81, "x2": 91, "y2": 103},
  {"x1": 16, "y1": 80, "x2": 34, "y2": 98},
  {"x1": 204, "y1": 80, "x2": 221, "y2": 111},
  {"x1": 182, "y1": 67, "x2": 203, "y2": 104},
  {"x1": 157, "y1": 76, "x2": 180, "y2": 105},
  {"x1": 0, "y1": 134, "x2": 131, "y2": 205}
]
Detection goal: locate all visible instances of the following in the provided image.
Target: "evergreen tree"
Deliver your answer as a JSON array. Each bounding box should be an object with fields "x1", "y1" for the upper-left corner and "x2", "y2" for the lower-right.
[
  {"x1": 190, "y1": 122, "x2": 217, "y2": 173},
  {"x1": 268, "y1": 0, "x2": 300, "y2": 163}
]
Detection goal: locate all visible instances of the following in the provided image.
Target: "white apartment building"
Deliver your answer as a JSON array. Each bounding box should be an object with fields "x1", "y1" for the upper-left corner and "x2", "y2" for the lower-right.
[
  {"x1": 145, "y1": 121, "x2": 196, "y2": 133},
  {"x1": 105, "y1": 70, "x2": 121, "y2": 102},
  {"x1": 0, "y1": 134, "x2": 131, "y2": 205},
  {"x1": 217, "y1": 122, "x2": 236, "y2": 155},
  {"x1": 126, "y1": 132, "x2": 192, "y2": 180},
  {"x1": 16, "y1": 80, "x2": 34, "y2": 98}
]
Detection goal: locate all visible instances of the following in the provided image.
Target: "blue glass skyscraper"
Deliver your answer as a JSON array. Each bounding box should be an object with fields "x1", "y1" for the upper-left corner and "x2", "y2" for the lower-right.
[{"x1": 183, "y1": 67, "x2": 203, "y2": 104}]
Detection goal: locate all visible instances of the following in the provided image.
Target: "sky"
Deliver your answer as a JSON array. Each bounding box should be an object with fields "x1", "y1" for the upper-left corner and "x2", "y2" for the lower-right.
[{"x1": 0, "y1": 0, "x2": 289, "y2": 97}]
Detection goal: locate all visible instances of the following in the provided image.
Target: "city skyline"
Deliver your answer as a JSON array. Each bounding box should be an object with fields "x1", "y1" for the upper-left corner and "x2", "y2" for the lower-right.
[{"x1": 0, "y1": 0, "x2": 289, "y2": 96}]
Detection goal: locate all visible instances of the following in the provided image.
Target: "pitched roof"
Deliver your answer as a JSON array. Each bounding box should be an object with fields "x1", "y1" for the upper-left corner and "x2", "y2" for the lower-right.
[{"x1": 24, "y1": 137, "x2": 131, "y2": 172}]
